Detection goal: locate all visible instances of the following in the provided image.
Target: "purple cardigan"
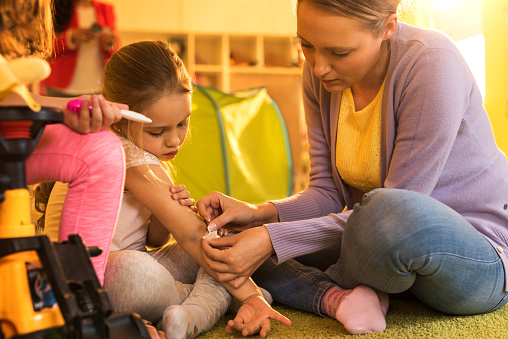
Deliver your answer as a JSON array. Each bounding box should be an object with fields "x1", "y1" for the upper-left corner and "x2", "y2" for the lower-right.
[{"x1": 266, "y1": 23, "x2": 508, "y2": 290}]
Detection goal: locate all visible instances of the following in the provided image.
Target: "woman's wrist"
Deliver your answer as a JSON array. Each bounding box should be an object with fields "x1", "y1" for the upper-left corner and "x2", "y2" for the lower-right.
[{"x1": 256, "y1": 202, "x2": 279, "y2": 224}]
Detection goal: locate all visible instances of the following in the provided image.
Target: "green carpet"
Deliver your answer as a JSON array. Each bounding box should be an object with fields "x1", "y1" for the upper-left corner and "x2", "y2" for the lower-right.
[{"x1": 200, "y1": 299, "x2": 508, "y2": 338}]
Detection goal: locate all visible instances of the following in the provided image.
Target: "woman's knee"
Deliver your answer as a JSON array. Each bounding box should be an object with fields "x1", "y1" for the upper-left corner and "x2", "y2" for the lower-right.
[{"x1": 348, "y1": 189, "x2": 460, "y2": 240}]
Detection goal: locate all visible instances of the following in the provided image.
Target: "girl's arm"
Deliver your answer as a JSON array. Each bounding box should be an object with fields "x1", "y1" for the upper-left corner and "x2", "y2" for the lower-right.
[
  {"x1": 124, "y1": 163, "x2": 266, "y2": 303},
  {"x1": 146, "y1": 215, "x2": 171, "y2": 248}
]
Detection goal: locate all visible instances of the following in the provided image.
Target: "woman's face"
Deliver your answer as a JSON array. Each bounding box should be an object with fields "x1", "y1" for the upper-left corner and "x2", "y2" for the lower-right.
[
  {"x1": 297, "y1": 1, "x2": 387, "y2": 93},
  {"x1": 130, "y1": 92, "x2": 191, "y2": 162}
]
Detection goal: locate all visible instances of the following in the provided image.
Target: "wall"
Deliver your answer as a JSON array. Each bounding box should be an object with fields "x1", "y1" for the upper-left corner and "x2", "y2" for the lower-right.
[
  {"x1": 483, "y1": 0, "x2": 508, "y2": 154},
  {"x1": 403, "y1": 0, "x2": 508, "y2": 155},
  {"x1": 106, "y1": 0, "x2": 297, "y2": 35}
]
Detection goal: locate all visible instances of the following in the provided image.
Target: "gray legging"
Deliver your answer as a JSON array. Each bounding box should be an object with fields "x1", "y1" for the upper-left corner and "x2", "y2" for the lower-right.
[{"x1": 103, "y1": 242, "x2": 231, "y2": 324}]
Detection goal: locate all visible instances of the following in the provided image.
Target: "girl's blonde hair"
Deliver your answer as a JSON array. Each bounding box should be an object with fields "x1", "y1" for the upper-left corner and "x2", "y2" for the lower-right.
[
  {"x1": 0, "y1": 0, "x2": 53, "y2": 59},
  {"x1": 103, "y1": 40, "x2": 192, "y2": 112},
  {"x1": 103, "y1": 40, "x2": 192, "y2": 143},
  {"x1": 297, "y1": 0, "x2": 402, "y2": 37}
]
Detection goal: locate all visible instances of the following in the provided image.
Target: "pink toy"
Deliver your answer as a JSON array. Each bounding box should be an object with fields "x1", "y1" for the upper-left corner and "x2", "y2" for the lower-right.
[{"x1": 67, "y1": 99, "x2": 152, "y2": 123}]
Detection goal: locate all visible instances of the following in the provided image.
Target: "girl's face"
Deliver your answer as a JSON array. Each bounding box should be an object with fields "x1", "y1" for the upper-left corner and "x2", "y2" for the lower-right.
[
  {"x1": 297, "y1": 1, "x2": 388, "y2": 93},
  {"x1": 132, "y1": 92, "x2": 191, "y2": 161}
]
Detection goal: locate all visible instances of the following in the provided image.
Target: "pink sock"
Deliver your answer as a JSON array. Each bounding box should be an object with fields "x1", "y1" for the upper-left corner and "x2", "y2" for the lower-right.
[{"x1": 320, "y1": 286, "x2": 347, "y2": 318}]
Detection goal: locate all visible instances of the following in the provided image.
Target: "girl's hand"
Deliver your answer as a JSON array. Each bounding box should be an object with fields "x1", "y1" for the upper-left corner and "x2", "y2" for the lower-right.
[
  {"x1": 170, "y1": 184, "x2": 198, "y2": 213},
  {"x1": 142, "y1": 320, "x2": 166, "y2": 339},
  {"x1": 63, "y1": 94, "x2": 125, "y2": 134},
  {"x1": 225, "y1": 295, "x2": 291, "y2": 337},
  {"x1": 202, "y1": 226, "x2": 275, "y2": 287}
]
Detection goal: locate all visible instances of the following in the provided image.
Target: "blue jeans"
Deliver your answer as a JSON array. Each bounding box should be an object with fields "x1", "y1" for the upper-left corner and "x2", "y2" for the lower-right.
[{"x1": 252, "y1": 189, "x2": 508, "y2": 316}]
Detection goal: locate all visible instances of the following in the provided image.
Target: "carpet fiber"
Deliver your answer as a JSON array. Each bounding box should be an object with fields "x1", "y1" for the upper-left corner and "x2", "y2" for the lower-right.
[{"x1": 200, "y1": 298, "x2": 508, "y2": 338}]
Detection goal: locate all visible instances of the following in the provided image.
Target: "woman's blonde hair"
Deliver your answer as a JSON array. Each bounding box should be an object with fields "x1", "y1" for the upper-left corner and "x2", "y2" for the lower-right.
[
  {"x1": 0, "y1": 0, "x2": 53, "y2": 59},
  {"x1": 297, "y1": 0, "x2": 402, "y2": 36}
]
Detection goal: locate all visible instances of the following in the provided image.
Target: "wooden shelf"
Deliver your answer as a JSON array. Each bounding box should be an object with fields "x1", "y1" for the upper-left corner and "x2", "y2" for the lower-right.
[{"x1": 230, "y1": 66, "x2": 302, "y2": 75}]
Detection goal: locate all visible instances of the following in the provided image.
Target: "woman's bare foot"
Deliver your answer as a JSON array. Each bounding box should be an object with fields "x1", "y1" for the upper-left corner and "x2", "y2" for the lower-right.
[
  {"x1": 335, "y1": 286, "x2": 386, "y2": 334},
  {"x1": 377, "y1": 291, "x2": 389, "y2": 316}
]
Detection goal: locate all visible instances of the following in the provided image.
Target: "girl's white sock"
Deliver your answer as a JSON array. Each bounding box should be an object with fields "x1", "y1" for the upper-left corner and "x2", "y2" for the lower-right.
[
  {"x1": 162, "y1": 304, "x2": 208, "y2": 339},
  {"x1": 161, "y1": 268, "x2": 231, "y2": 338}
]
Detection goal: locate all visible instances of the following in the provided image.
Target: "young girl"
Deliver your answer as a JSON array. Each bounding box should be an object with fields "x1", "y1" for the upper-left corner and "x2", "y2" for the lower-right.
[{"x1": 44, "y1": 40, "x2": 289, "y2": 339}]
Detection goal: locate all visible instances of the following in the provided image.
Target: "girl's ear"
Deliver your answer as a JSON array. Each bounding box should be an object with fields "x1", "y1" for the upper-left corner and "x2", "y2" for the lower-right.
[
  {"x1": 111, "y1": 122, "x2": 124, "y2": 135},
  {"x1": 112, "y1": 120, "x2": 131, "y2": 139},
  {"x1": 383, "y1": 13, "x2": 398, "y2": 40}
]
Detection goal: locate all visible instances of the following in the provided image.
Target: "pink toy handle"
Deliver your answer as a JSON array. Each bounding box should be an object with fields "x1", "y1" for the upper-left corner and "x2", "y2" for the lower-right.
[
  {"x1": 67, "y1": 99, "x2": 92, "y2": 112},
  {"x1": 66, "y1": 99, "x2": 151, "y2": 123}
]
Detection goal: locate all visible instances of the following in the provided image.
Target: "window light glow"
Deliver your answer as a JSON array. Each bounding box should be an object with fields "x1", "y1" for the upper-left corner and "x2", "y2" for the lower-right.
[{"x1": 431, "y1": 0, "x2": 461, "y2": 10}]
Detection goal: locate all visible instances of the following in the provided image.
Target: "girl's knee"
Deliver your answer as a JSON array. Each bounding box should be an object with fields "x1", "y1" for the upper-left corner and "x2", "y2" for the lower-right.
[{"x1": 105, "y1": 251, "x2": 154, "y2": 284}]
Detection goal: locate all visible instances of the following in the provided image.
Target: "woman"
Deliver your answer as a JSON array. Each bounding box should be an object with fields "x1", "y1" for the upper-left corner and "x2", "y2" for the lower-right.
[{"x1": 197, "y1": 0, "x2": 508, "y2": 335}]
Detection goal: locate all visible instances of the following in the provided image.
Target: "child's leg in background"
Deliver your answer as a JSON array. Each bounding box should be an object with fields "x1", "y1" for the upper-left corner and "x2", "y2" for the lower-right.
[
  {"x1": 26, "y1": 124, "x2": 125, "y2": 284},
  {"x1": 104, "y1": 249, "x2": 193, "y2": 322}
]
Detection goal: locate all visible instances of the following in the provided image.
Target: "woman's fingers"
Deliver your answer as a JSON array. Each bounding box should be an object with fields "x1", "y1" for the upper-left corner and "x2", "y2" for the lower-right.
[
  {"x1": 196, "y1": 192, "x2": 223, "y2": 222},
  {"x1": 202, "y1": 238, "x2": 234, "y2": 266},
  {"x1": 89, "y1": 94, "x2": 103, "y2": 132}
]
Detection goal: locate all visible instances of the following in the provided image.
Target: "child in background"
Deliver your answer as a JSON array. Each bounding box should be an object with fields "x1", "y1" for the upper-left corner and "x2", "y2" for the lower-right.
[
  {"x1": 42, "y1": 0, "x2": 120, "y2": 97},
  {"x1": 43, "y1": 40, "x2": 290, "y2": 339}
]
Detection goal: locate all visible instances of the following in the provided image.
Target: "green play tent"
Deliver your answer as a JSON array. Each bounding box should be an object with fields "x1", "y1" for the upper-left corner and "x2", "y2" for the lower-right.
[{"x1": 173, "y1": 85, "x2": 293, "y2": 205}]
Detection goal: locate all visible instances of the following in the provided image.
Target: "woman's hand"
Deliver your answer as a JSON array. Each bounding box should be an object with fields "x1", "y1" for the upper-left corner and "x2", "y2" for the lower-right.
[
  {"x1": 197, "y1": 191, "x2": 270, "y2": 233},
  {"x1": 202, "y1": 226, "x2": 275, "y2": 287},
  {"x1": 63, "y1": 94, "x2": 124, "y2": 133},
  {"x1": 225, "y1": 295, "x2": 291, "y2": 337},
  {"x1": 170, "y1": 184, "x2": 197, "y2": 213}
]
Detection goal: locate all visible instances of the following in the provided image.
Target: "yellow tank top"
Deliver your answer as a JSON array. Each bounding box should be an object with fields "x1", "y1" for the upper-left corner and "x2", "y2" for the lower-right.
[{"x1": 335, "y1": 81, "x2": 385, "y2": 193}]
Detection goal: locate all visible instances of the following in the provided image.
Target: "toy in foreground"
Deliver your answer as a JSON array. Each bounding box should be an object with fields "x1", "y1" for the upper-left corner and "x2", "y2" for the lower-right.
[
  {"x1": 67, "y1": 98, "x2": 152, "y2": 123},
  {"x1": 0, "y1": 55, "x2": 50, "y2": 111}
]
